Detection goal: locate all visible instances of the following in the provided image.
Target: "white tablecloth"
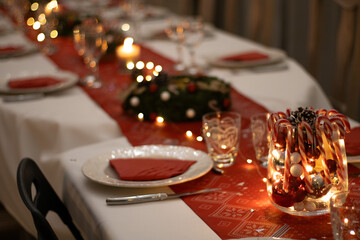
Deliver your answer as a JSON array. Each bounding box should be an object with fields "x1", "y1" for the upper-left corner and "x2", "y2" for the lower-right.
[{"x1": 0, "y1": 13, "x2": 350, "y2": 239}]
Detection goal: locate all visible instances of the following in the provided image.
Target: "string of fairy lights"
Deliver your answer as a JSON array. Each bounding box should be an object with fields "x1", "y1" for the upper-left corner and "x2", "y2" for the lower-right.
[{"x1": 26, "y1": 0, "x2": 59, "y2": 42}]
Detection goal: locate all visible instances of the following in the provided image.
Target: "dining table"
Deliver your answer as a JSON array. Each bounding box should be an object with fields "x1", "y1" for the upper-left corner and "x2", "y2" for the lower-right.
[{"x1": 1, "y1": 3, "x2": 360, "y2": 240}]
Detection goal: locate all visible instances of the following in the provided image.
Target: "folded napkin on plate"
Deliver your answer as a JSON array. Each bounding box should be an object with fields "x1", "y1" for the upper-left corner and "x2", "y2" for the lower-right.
[
  {"x1": 8, "y1": 76, "x2": 63, "y2": 89},
  {"x1": 345, "y1": 127, "x2": 360, "y2": 156},
  {"x1": 220, "y1": 51, "x2": 269, "y2": 62},
  {"x1": 0, "y1": 46, "x2": 23, "y2": 54},
  {"x1": 109, "y1": 158, "x2": 196, "y2": 181}
]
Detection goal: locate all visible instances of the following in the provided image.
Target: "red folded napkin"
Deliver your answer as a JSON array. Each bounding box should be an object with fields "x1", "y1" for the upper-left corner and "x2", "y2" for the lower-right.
[
  {"x1": 220, "y1": 51, "x2": 269, "y2": 62},
  {"x1": 0, "y1": 46, "x2": 23, "y2": 54},
  {"x1": 345, "y1": 127, "x2": 360, "y2": 156},
  {"x1": 8, "y1": 76, "x2": 63, "y2": 89},
  {"x1": 109, "y1": 158, "x2": 196, "y2": 181}
]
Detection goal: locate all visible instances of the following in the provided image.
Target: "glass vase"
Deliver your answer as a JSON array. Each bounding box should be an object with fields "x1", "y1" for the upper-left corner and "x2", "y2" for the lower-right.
[{"x1": 267, "y1": 108, "x2": 350, "y2": 216}]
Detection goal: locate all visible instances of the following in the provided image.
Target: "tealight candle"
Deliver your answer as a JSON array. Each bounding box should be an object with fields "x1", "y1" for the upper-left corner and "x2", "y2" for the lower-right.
[{"x1": 116, "y1": 37, "x2": 141, "y2": 70}]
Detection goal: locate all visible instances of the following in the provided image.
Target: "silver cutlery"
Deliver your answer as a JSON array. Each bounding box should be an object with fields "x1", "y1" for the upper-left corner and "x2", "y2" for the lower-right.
[
  {"x1": 271, "y1": 224, "x2": 291, "y2": 238},
  {"x1": 106, "y1": 188, "x2": 221, "y2": 205}
]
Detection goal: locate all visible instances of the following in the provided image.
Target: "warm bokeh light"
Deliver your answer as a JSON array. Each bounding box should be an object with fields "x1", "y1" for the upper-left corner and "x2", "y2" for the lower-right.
[
  {"x1": 126, "y1": 61, "x2": 135, "y2": 70},
  {"x1": 306, "y1": 165, "x2": 313, "y2": 172},
  {"x1": 37, "y1": 33, "x2": 45, "y2": 42},
  {"x1": 262, "y1": 178, "x2": 267, "y2": 183},
  {"x1": 146, "y1": 62, "x2": 154, "y2": 69},
  {"x1": 27, "y1": 17, "x2": 35, "y2": 26},
  {"x1": 247, "y1": 159, "x2": 253, "y2": 164},
  {"x1": 50, "y1": 30, "x2": 58, "y2": 38},
  {"x1": 156, "y1": 116, "x2": 164, "y2": 123},
  {"x1": 136, "y1": 61, "x2": 145, "y2": 70},
  {"x1": 136, "y1": 75, "x2": 144, "y2": 83},
  {"x1": 186, "y1": 130, "x2": 193, "y2": 137},
  {"x1": 33, "y1": 21, "x2": 41, "y2": 30},
  {"x1": 155, "y1": 65, "x2": 162, "y2": 72},
  {"x1": 30, "y1": 2, "x2": 39, "y2": 11},
  {"x1": 145, "y1": 75, "x2": 152, "y2": 81},
  {"x1": 121, "y1": 23, "x2": 130, "y2": 31},
  {"x1": 196, "y1": 136, "x2": 203, "y2": 142},
  {"x1": 137, "y1": 113, "x2": 144, "y2": 120},
  {"x1": 153, "y1": 70, "x2": 159, "y2": 76}
]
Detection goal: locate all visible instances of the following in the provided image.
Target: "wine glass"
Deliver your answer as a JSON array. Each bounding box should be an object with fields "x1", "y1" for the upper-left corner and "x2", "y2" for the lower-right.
[
  {"x1": 182, "y1": 17, "x2": 204, "y2": 75},
  {"x1": 165, "y1": 17, "x2": 186, "y2": 71},
  {"x1": 82, "y1": 19, "x2": 108, "y2": 88}
]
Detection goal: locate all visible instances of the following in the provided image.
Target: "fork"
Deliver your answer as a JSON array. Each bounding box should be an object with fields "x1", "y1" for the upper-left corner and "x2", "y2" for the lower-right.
[{"x1": 271, "y1": 224, "x2": 291, "y2": 238}]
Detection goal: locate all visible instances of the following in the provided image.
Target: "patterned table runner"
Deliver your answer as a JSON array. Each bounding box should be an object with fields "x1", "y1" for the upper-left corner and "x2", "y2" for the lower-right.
[{"x1": 43, "y1": 36, "x2": 360, "y2": 240}]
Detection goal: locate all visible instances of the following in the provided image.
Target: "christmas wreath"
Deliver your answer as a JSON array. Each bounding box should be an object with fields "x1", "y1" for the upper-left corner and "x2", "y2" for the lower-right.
[{"x1": 122, "y1": 74, "x2": 232, "y2": 122}]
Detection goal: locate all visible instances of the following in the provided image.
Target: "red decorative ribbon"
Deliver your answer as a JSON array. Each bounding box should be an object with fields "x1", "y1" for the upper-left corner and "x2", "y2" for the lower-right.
[{"x1": 42, "y1": 36, "x2": 360, "y2": 240}]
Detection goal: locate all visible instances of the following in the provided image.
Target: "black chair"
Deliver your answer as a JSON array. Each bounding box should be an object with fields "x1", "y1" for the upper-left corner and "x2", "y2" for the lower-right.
[{"x1": 17, "y1": 158, "x2": 84, "y2": 240}]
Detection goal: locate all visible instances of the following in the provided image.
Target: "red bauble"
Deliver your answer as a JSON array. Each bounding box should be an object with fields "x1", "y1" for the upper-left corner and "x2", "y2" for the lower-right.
[
  {"x1": 292, "y1": 186, "x2": 307, "y2": 202},
  {"x1": 149, "y1": 113, "x2": 157, "y2": 121},
  {"x1": 271, "y1": 181, "x2": 295, "y2": 208},
  {"x1": 326, "y1": 159, "x2": 337, "y2": 173},
  {"x1": 186, "y1": 82, "x2": 197, "y2": 93},
  {"x1": 288, "y1": 176, "x2": 303, "y2": 190},
  {"x1": 222, "y1": 98, "x2": 230, "y2": 108},
  {"x1": 149, "y1": 84, "x2": 158, "y2": 93}
]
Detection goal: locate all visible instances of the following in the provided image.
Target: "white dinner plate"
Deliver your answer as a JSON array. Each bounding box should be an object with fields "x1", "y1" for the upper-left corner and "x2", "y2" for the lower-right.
[
  {"x1": 0, "y1": 69, "x2": 78, "y2": 95},
  {"x1": 207, "y1": 47, "x2": 286, "y2": 69},
  {"x1": 82, "y1": 145, "x2": 213, "y2": 188}
]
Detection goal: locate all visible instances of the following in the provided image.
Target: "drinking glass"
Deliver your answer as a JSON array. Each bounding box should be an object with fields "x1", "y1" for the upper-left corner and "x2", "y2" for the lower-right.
[
  {"x1": 182, "y1": 17, "x2": 204, "y2": 74},
  {"x1": 251, "y1": 113, "x2": 270, "y2": 167},
  {"x1": 165, "y1": 17, "x2": 186, "y2": 71},
  {"x1": 330, "y1": 191, "x2": 360, "y2": 240},
  {"x1": 202, "y1": 112, "x2": 241, "y2": 168},
  {"x1": 82, "y1": 19, "x2": 108, "y2": 88}
]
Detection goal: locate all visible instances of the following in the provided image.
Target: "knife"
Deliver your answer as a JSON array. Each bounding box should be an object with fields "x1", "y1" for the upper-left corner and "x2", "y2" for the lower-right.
[{"x1": 106, "y1": 188, "x2": 221, "y2": 205}]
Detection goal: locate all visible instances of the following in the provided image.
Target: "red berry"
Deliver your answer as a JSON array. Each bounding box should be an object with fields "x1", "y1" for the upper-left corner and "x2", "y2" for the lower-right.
[
  {"x1": 326, "y1": 159, "x2": 337, "y2": 173},
  {"x1": 149, "y1": 113, "x2": 157, "y2": 121},
  {"x1": 292, "y1": 186, "x2": 306, "y2": 202},
  {"x1": 187, "y1": 82, "x2": 197, "y2": 93},
  {"x1": 271, "y1": 181, "x2": 295, "y2": 208},
  {"x1": 223, "y1": 98, "x2": 230, "y2": 108},
  {"x1": 149, "y1": 84, "x2": 158, "y2": 93}
]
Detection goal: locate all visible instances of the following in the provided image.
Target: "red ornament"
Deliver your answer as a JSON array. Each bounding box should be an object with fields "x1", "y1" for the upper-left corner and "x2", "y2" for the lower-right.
[
  {"x1": 271, "y1": 181, "x2": 295, "y2": 208},
  {"x1": 222, "y1": 98, "x2": 230, "y2": 108},
  {"x1": 149, "y1": 113, "x2": 157, "y2": 121},
  {"x1": 326, "y1": 159, "x2": 337, "y2": 173},
  {"x1": 291, "y1": 186, "x2": 306, "y2": 202},
  {"x1": 149, "y1": 84, "x2": 158, "y2": 93},
  {"x1": 186, "y1": 82, "x2": 197, "y2": 93}
]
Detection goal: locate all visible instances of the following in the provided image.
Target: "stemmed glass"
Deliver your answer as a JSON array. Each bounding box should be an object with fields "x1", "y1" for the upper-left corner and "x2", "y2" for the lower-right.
[
  {"x1": 165, "y1": 17, "x2": 186, "y2": 71},
  {"x1": 81, "y1": 18, "x2": 108, "y2": 88},
  {"x1": 182, "y1": 17, "x2": 204, "y2": 75}
]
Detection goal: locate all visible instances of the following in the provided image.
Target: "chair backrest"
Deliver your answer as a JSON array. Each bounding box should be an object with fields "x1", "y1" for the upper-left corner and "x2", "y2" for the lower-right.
[
  {"x1": 17, "y1": 158, "x2": 84, "y2": 240},
  {"x1": 308, "y1": 0, "x2": 360, "y2": 119}
]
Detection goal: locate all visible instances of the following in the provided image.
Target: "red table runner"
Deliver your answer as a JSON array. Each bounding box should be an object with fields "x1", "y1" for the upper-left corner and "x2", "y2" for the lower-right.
[{"x1": 43, "y1": 36, "x2": 360, "y2": 239}]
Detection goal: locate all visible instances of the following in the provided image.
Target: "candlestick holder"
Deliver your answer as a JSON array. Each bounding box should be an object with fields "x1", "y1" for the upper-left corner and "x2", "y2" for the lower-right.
[{"x1": 267, "y1": 108, "x2": 350, "y2": 216}]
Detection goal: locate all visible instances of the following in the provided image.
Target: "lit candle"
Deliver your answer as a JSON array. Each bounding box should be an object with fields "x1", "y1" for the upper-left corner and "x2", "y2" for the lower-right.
[{"x1": 116, "y1": 37, "x2": 141, "y2": 64}]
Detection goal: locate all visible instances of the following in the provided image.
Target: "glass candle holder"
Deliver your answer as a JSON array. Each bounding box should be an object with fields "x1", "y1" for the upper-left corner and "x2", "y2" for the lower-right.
[{"x1": 267, "y1": 108, "x2": 350, "y2": 216}]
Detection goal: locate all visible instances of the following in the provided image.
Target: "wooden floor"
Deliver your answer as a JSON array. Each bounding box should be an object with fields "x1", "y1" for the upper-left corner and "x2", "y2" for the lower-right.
[{"x1": 0, "y1": 203, "x2": 35, "y2": 240}]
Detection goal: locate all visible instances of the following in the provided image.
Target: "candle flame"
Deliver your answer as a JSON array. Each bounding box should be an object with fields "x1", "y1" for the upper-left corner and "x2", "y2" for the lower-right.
[{"x1": 123, "y1": 37, "x2": 134, "y2": 52}]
